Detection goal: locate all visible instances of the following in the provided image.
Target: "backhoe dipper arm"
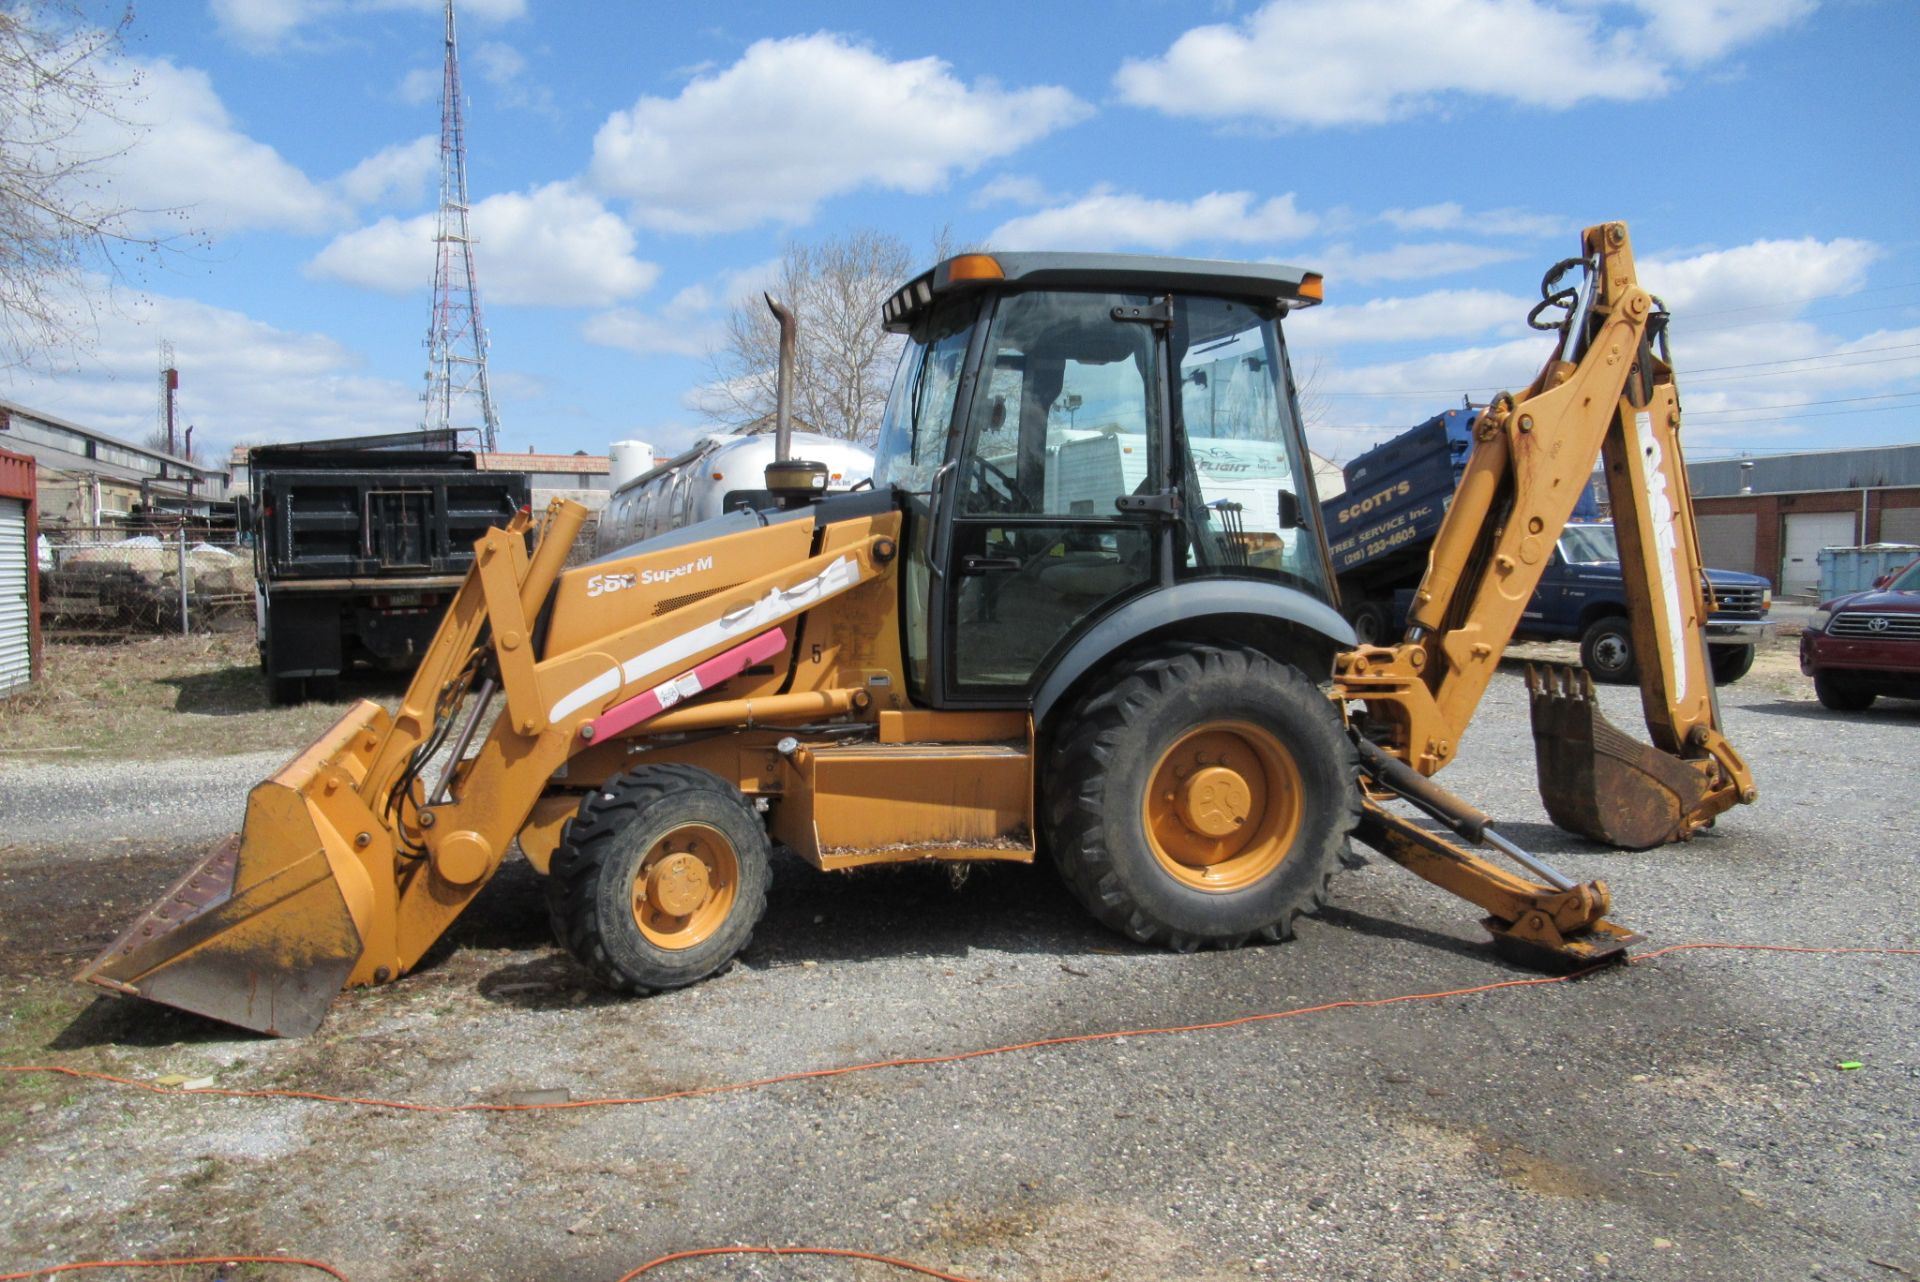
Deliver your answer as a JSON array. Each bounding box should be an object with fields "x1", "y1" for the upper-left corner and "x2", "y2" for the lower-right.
[
  {"x1": 1330, "y1": 222, "x2": 1758, "y2": 964},
  {"x1": 1333, "y1": 222, "x2": 1754, "y2": 830}
]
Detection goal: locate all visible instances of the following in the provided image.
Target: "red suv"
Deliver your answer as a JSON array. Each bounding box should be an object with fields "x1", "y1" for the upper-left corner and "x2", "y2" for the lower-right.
[{"x1": 1800, "y1": 557, "x2": 1920, "y2": 710}]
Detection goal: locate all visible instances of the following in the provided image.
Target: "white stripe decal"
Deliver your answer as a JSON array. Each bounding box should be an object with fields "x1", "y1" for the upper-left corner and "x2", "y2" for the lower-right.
[
  {"x1": 549, "y1": 665, "x2": 621, "y2": 723},
  {"x1": 547, "y1": 555, "x2": 861, "y2": 724},
  {"x1": 1634, "y1": 410, "x2": 1689, "y2": 702}
]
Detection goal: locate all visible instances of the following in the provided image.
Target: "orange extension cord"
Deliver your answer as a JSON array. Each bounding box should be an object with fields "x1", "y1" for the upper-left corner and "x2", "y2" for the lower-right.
[{"x1": 3, "y1": 941, "x2": 1914, "y2": 1282}]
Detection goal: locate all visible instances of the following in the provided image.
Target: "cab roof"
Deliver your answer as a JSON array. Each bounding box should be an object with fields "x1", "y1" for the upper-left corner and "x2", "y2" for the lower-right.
[{"x1": 881, "y1": 251, "x2": 1323, "y2": 333}]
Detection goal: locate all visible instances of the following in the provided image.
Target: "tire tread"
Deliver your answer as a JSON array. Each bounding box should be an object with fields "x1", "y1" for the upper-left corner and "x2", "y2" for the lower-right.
[{"x1": 1046, "y1": 643, "x2": 1360, "y2": 950}]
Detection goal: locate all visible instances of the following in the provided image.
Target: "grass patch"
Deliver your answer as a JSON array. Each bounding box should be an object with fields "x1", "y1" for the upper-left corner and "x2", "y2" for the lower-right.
[{"x1": 0, "y1": 633, "x2": 390, "y2": 761}]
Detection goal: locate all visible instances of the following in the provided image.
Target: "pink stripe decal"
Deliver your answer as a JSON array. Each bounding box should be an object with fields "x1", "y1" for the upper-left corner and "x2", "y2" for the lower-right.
[{"x1": 583, "y1": 627, "x2": 788, "y2": 742}]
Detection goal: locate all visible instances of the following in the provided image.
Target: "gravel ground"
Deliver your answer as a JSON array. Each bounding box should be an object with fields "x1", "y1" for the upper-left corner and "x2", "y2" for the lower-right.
[{"x1": 1, "y1": 656, "x2": 1915, "y2": 1282}]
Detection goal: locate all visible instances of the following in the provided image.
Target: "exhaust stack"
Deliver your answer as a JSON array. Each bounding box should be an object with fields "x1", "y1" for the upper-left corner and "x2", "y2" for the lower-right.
[{"x1": 762, "y1": 293, "x2": 827, "y2": 506}]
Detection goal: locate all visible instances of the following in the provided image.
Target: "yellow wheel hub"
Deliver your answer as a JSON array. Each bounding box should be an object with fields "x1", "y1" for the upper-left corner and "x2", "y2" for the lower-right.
[
  {"x1": 1177, "y1": 766, "x2": 1253, "y2": 837},
  {"x1": 1143, "y1": 721, "x2": 1304, "y2": 892},
  {"x1": 631, "y1": 823, "x2": 738, "y2": 950}
]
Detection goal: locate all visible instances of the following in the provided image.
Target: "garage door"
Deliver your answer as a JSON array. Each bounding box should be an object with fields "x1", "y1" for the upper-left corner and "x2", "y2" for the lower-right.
[
  {"x1": 1880, "y1": 506, "x2": 1920, "y2": 546},
  {"x1": 0, "y1": 496, "x2": 29, "y2": 695},
  {"x1": 1780, "y1": 510, "x2": 1857, "y2": 596},
  {"x1": 1695, "y1": 512, "x2": 1758, "y2": 575}
]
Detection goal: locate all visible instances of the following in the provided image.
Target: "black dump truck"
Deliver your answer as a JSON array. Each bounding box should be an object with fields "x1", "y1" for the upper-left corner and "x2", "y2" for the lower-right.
[{"x1": 246, "y1": 431, "x2": 528, "y2": 703}]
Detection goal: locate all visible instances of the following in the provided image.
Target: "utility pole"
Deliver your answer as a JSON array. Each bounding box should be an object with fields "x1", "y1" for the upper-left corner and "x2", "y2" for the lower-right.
[{"x1": 420, "y1": 0, "x2": 500, "y2": 452}]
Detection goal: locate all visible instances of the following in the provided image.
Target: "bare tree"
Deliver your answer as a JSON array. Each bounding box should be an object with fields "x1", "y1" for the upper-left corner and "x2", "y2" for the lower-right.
[
  {"x1": 700, "y1": 229, "x2": 917, "y2": 444},
  {"x1": 0, "y1": 4, "x2": 176, "y2": 369}
]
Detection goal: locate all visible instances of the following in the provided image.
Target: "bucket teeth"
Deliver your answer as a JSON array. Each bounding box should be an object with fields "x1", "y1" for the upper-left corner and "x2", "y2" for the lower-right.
[{"x1": 1527, "y1": 662, "x2": 1712, "y2": 851}]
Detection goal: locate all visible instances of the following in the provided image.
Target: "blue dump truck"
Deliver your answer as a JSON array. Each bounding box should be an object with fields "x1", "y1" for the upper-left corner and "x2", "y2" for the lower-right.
[{"x1": 1323, "y1": 407, "x2": 1773, "y2": 684}]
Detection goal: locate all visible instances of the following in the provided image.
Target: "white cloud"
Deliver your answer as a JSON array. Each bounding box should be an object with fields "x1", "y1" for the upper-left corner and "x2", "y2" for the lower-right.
[
  {"x1": 335, "y1": 135, "x2": 437, "y2": 208},
  {"x1": 1115, "y1": 0, "x2": 1810, "y2": 127},
  {"x1": 1379, "y1": 203, "x2": 1565, "y2": 239},
  {"x1": 1639, "y1": 237, "x2": 1878, "y2": 316},
  {"x1": 988, "y1": 189, "x2": 1316, "y2": 252},
  {"x1": 1, "y1": 282, "x2": 418, "y2": 450},
  {"x1": 306, "y1": 182, "x2": 659, "y2": 307},
  {"x1": 582, "y1": 292, "x2": 714, "y2": 360},
  {"x1": 1615, "y1": 0, "x2": 1817, "y2": 63},
  {"x1": 582, "y1": 260, "x2": 783, "y2": 359},
  {"x1": 1306, "y1": 289, "x2": 1530, "y2": 345},
  {"x1": 474, "y1": 41, "x2": 526, "y2": 85},
  {"x1": 1309, "y1": 241, "x2": 1527, "y2": 284},
  {"x1": 213, "y1": 0, "x2": 527, "y2": 52},
  {"x1": 589, "y1": 34, "x2": 1089, "y2": 233},
  {"x1": 208, "y1": 0, "x2": 309, "y2": 50},
  {"x1": 83, "y1": 57, "x2": 348, "y2": 235},
  {"x1": 397, "y1": 67, "x2": 439, "y2": 105},
  {"x1": 1305, "y1": 235, "x2": 1917, "y2": 455},
  {"x1": 972, "y1": 174, "x2": 1058, "y2": 210}
]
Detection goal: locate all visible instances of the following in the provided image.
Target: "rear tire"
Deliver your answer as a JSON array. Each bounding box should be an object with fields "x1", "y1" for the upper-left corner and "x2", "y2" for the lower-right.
[
  {"x1": 1814, "y1": 675, "x2": 1876, "y2": 712},
  {"x1": 1046, "y1": 644, "x2": 1359, "y2": 950},
  {"x1": 1579, "y1": 615, "x2": 1637, "y2": 684},
  {"x1": 546, "y1": 764, "x2": 772, "y2": 993},
  {"x1": 1708, "y1": 644, "x2": 1755, "y2": 685}
]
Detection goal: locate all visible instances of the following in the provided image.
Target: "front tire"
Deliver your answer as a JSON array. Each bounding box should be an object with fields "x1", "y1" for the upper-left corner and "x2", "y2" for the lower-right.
[
  {"x1": 1709, "y1": 643, "x2": 1755, "y2": 685},
  {"x1": 547, "y1": 764, "x2": 772, "y2": 993},
  {"x1": 1580, "y1": 615, "x2": 1637, "y2": 684},
  {"x1": 1814, "y1": 675, "x2": 1876, "y2": 712},
  {"x1": 1046, "y1": 644, "x2": 1359, "y2": 950},
  {"x1": 1348, "y1": 600, "x2": 1393, "y2": 646}
]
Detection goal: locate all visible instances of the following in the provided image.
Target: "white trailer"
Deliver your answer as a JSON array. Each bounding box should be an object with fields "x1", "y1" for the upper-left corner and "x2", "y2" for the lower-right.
[{"x1": 596, "y1": 430, "x2": 874, "y2": 555}]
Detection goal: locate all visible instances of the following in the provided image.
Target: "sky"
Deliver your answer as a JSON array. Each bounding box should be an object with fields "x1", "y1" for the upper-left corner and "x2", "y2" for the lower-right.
[{"x1": 3, "y1": 0, "x2": 1918, "y2": 468}]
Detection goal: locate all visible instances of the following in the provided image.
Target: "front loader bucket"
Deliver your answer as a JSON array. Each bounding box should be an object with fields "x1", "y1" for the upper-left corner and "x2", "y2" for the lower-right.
[
  {"x1": 76, "y1": 704, "x2": 383, "y2": 1037},
  {"x1": 1526, "y1": 665, "x2": 1712, "y2": 851}
]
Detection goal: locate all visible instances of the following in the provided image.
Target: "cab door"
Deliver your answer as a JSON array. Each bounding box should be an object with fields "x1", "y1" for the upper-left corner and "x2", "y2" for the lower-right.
[{"x1": 935, "y1": 290, "x2": 1166, "y2": 704}]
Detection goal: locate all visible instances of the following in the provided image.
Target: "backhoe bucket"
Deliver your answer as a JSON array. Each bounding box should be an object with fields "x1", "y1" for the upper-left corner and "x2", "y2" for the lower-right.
[
  {"x1": 76, "y1": 703, "x2": 384, "y2": 1036},
  {"x1": 1526, "y1": 665, "x2": 1712, "y2": 851}
]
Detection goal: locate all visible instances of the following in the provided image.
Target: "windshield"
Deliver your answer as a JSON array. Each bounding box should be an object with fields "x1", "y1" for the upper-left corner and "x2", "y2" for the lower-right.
[
  {"x1": 1560, "y1": 524, "x2": 1619, "y2": 564},
  {"x1": 871, "y1": 296, "x2": 977, "y2": 492},
  {"x1": 1890, "y1": 558, "x2": 1920, "y2": 590}
]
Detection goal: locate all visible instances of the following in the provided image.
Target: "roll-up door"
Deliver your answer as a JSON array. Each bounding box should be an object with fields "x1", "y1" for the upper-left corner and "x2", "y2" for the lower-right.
[{"x1": 0, "y1": 497, "x2": 30, "y2": 694}]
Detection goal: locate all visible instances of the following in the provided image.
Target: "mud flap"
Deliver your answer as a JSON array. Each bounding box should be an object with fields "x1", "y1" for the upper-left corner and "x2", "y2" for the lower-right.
[
  {"x1": 76, "y1": 704, "x2": 380, "y2": 1037},
  {"x1": 1527, "y1": 665, "x2": 1712, "y2": 851}
]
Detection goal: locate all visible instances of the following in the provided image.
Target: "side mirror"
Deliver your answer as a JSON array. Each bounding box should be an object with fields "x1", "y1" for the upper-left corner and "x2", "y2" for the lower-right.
[
  {"x1": 1276, "y1": 489, "x2": 1302, "y2": 529},
  {"x1": 1873, "y1": 573, "x2": 1892, "y2": 589}
]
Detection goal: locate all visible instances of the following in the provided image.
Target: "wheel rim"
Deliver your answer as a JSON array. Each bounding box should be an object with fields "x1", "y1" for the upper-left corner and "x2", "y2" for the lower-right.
[
  {"x1": 1592, "y1": 631, "x2": 1630, "y2": 674},
  {"x1": 630, "y1": 822, "x2": 738, "y2": 950},
  {"x1": 1141, "y1": 720, "x2": 1304, "y2": 892}
]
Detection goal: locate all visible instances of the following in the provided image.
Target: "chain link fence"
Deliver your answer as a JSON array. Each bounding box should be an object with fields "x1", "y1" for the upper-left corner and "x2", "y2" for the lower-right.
[{"x1": 39, "y1": 526, "x2": 254, "y2": 636}]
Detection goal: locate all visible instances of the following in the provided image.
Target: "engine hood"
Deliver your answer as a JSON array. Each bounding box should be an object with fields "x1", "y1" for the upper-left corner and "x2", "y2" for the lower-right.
[{"x1": 1821, "y1": 587, "x2": 1920, "y2": 614}]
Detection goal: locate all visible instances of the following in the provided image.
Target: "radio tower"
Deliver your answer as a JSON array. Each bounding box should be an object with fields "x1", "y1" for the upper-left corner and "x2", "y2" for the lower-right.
[{"x1": 420, "y1": 0, "x2": 499, "y2": 451}]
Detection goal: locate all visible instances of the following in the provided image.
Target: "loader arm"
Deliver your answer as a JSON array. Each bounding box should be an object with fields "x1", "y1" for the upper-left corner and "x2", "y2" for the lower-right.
[
  {"x1": 78, "y1": 500, "x2": 902, "y2": 1034},
  {"x1": 1331, "y1": 222, "x2": 1757, "y2": 960}
]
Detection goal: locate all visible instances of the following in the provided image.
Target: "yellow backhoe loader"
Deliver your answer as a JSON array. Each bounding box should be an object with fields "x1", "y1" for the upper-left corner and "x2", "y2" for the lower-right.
[{"x1": 81, "y1": 222, "x2": 1755, "y2": 1035}]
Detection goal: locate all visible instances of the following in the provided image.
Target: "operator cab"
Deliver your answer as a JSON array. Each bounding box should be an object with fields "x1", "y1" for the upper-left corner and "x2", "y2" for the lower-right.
[{"x1": 871, "y1": 251, "x2": 1338, "y2": 706}]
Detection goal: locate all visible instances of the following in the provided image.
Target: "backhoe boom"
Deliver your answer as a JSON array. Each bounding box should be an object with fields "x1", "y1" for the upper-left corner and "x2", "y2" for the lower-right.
[{"x1": 1332, "y1": 222, "x2": 1758, "y2": 963}]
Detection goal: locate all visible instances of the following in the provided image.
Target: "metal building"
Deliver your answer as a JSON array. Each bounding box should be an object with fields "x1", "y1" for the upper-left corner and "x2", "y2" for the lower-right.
[
  {"x1": 1687, "y1": 443, "x2": 1920, "y2": 596},
  {"x1": 1, "y1": 446, "x2": 40, "y2": 695}
]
